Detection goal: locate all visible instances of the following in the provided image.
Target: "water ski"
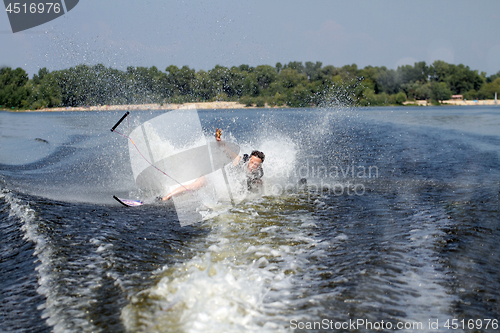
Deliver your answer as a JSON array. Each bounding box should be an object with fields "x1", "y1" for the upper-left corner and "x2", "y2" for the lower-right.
[{"x1": 113, "y1": 195, "x2": 144, "y2": 207}]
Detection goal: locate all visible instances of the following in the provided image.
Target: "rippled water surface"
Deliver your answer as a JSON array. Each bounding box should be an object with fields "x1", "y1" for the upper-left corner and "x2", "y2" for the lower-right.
[{"x1": 1, "y1": 106, "x2": 499, "y2": 332}]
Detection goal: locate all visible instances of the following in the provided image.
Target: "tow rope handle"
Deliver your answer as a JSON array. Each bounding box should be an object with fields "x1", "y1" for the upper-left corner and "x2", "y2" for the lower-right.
[{"x1": 111, "y1": 111, "x2": 130, "y2": 132}]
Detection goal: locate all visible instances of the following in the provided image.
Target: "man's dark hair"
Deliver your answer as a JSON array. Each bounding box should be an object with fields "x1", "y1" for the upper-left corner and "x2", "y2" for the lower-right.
[{"x1": 250, "y1": 150, "x2": 265, "y2": 163}]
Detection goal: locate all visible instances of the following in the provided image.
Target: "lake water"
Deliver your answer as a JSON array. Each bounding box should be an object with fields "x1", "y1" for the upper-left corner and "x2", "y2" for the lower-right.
[{"x1": 1, "y1": 106, "x2": 499, "y2": 332}]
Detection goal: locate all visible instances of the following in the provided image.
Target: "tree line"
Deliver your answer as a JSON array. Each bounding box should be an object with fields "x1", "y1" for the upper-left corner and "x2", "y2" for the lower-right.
[{"x1": 1, "y1": 60, "x2": 499, "y2": 110}]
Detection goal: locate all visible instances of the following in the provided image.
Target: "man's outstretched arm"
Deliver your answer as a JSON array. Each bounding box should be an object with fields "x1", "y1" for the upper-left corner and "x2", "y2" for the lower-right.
[
  {"x1": 161, "y1": 176, "x2": 206, "y2": 201},
  {"x1": 215, "y1": 128, "x2": 241, "y2": 166}
]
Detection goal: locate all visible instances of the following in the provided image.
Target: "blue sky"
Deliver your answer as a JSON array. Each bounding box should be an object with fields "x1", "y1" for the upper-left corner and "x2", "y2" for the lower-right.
[{"x1": 1, "y1": 0, "x2": 500, "y2": 77}]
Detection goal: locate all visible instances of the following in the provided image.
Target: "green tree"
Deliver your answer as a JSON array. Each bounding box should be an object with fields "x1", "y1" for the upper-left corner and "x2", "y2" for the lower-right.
[
  {"x1": 486, "y1": 70, "x2": 500, "y2": 83},
  {"x1": 209, "y1": 65, "x2": 234, "y2": 99},
  {"x1": 359, "y1": 66, "x2": 378, "y2": 89},
  {"x1": 192, "y1": 70, "x2": 211, "y2": 101},
  {"x1": 430, "y1": 81, "x2": 452, "y2": 101},
  {"x1": 278, "y1": 68, "x2": 307, "y2": 89},
  {"x1": 478, "y1": 77, "x2": 500, "y2": 99},
  {"x1": 400, "y1": 81, "x2": 432, "y2": 100},
  {"x1": 238, "y1": 64, "x2": 254, "y2": 73},
  {"x1": 429, "y1": 60, "x2": 452, "y2": 82},
  {"x1": 374, "y1": 67, "x2": 398, "y2": 94},
  {"x1": 283, "y1": 61, "x2": 305, "y2": 73},
  {"x1": 338, "y1": 63, "x2": 359, "y2": 81},
  {"x1": 275, "y1": 62, "x2": 283, "y2": 74},
  {"x1": 26, "y1": 68, "x2": 61, "y2": 109},
  {"x1": 165, "y1": 65, "x2": 196, "y2": 97},
  {"x1": 1, "y1": 60, "x2": 492, "y2": 110},
  {"x1": 397, "y1": 61, "x2": 429, "y2": 85},
  {"x1": 304, "y1": 61, "x2": 322, "y2": 81},
  {"x1": 446, "y1": 64, "x2": 483, "y2": 95},
  {"x1": 242, "y1": 72, "x2": 260, "y2": 97},
  {"x1": 320, "y1": 65, "x2": 339, "y2": 78},
  {"x1": 414, "y1": 82, "x2": 431, "y2": 100},
  {"x1": 254, "y1": 65, "x2": 277, "y2": 92},
  {"x1": 0, "y1": 67, "x2": 30, "y2": 108},
  {"x1": 32, "y1": 67, "x2": 50, "y2": 85},
  {"x1": 286, "y1": 84, "x2": 310, "y2": 107},
  {"x1": 395, "y1": 91, "x2": 407, "y2": 105}
]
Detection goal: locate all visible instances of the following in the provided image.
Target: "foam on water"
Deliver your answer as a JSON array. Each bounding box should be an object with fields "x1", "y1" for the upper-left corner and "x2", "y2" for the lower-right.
[
  {"x1": 3, "y1": 107, "x2": 495, "y2": 331},
  {"x1": 398, "y1": 209, "x2": 458, "y2": 321},
  {"x1": 118, "y1": 132, "x2": 321, "y2": 332},
  {"x1": 0, "y1": 188, "x2": 118, "y2": 332},
  {"x1": 120, "y1": 192, "x2": 330, "y2": 332},
  {"x1": 118, "y1": 126, "x2": 459, "y2": 332}
]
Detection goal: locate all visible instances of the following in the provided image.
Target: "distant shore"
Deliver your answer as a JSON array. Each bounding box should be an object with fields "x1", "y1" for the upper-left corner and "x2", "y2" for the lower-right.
[
  {"x1": 34, "y1": 101, "x2": 251, "y2": 112},
  {"x1": 403, "y1": 99, "x2": 498, "y2": 106},
  {"x1": 38, "y1": 99, "x2": 500, "y2": 111},
  {"x1": 2, "y1": 99, "x2": 499, "y2": 112}
]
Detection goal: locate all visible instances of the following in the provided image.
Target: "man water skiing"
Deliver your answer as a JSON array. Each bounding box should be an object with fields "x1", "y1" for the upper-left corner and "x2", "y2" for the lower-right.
[{"x1": 161, "y1": 129, "x2": 265, "y2": 201}]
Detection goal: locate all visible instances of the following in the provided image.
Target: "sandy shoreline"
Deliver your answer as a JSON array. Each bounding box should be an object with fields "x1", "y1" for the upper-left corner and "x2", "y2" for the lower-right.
[
  {"x1": 3, "y1": 99, "x2": 498, "y2": 112},
  {"x1": 404, "y1": 99, "x2": 499, "y2": 106},
  {"x1": 36, "y1": 101, "x2": 251, "y2": 112}
]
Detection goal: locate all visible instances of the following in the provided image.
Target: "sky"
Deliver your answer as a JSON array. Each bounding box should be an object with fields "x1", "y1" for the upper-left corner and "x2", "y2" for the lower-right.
[{"x1": 1, "y1": 0, "x2": 500, "y2": 78}]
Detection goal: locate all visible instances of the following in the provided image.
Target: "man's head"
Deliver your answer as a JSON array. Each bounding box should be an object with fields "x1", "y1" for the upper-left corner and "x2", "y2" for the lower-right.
[{"x1": 247, "y1": 150, "x2": 265, "y2": 172}]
